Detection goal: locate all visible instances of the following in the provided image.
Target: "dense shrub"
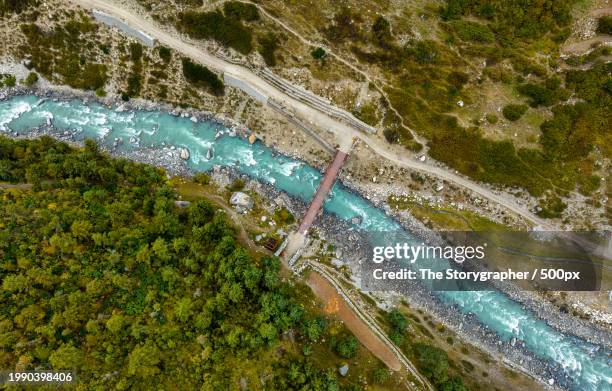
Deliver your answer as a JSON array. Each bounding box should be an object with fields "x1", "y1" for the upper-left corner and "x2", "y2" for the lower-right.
[
  {"x1": 537, "y1": 193, "x2": 567, "y2": 218},
  {"x1": 19, "y1": 21, "x2": 108, "y2": 91},
  {"x1": 502, "y1": 104, "x2": 527, "y2": 121},
  {"x1": 258, "y1": 33, "x2": 279, "y2": 67},
  {"x1": 596, "y1": 16, "x2": 612, "y2": 35},
  {"x1": 440, "y1": 0, "x2": 573, "y2": 40},
  {"x1": 335, "y1": 335, "x2": 359, "y2": 358},
  {"x1": 223, "y1": 1, "x2": 259, "y2": 21},
  {"x1": 181, "y1": 58, "x2": 224, "y2": 95},
  {"x1": 372, "y1": 16, "x2": 393, "y2": 48},
  {"x1": 157, "y1": 46, "x2": 172, "y2": 63},
  {"x1": 324, "y1": 7, "x2": 363, "y2": 42},
  {"x1": 451, "y1": 20, "x2": 494, "y2": 43},
  {"x1": 129, "y1": 42, "x2": 143, "y2": 62},
  {"x1": 540, "y1": 103, "x2": 596, "y2": 161},
  {"x1": 24, "y1": 71, "x2": 38, "y2": 86},
  {"x1": 178, "y1": 10, "x2": 254, "y2": 54},
  {"x1": 414, "y1": 344, "x2": 469, "y2": 391},
  {"x1": 0, "y1": 0, "x2": 37, "y2": 15},
  {"x1": 517, "y1": 77, "x2": 569, "y2": 107},
  {"x1": 3, "y1": 74, "x2": 16, "y2": 87},
  {"x1": 311, "y1": 47, "x2": 326, "y2": 59}
]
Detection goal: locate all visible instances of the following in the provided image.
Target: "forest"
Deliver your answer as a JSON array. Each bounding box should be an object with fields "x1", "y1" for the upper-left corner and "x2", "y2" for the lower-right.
[
  {"x1": 0, "y1": 136, "x2": 476, "y2": 390},
  {"x1": 0, "y1": 136, "x2": 370, "y2": 389}
]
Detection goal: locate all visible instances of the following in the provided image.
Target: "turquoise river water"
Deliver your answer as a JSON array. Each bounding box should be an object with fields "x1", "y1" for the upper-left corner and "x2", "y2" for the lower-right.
[{"x1": 0, "y1": 95, "x2": 609, "y2": 390}]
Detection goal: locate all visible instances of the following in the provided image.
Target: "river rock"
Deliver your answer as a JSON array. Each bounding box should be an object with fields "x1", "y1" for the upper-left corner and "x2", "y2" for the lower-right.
[
  {"x1": 230, "y1": 192, "x2": 253, "y2": 212},
  {"x1": 180, "y1": 148, "x2": 190, "y2": 160}
]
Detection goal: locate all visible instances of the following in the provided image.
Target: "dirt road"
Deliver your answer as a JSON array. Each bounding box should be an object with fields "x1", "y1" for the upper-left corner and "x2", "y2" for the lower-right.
[
  {"x1": 307, "y1": 271, "x2": 402, "y2": 371},
  {"x1": 70, "y1": 0, "x2": 557, "y2": 231}
]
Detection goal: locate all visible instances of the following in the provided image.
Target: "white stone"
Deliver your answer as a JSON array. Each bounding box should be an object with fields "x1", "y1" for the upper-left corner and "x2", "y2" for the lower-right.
[
  {"x1": 230, "y1": 192, "x2": 253, "y2": 211},
  {"x1": 180, "y1": 148, "x2": 190, "y2": 160}
]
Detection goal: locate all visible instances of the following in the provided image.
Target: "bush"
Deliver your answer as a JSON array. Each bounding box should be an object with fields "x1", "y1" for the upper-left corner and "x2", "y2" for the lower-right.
[
  {"x1": 383, "y1": 127, "x2": 400, "y2": 143},
  {"x1": 4, "y1": 75, "x2": 16, "y2": 87},
  {"x1": 258, "y1": 33, "x2": 279, "y2": 67},
  {"x1": 451, "y1": 20, "x2": 494, "y2": 43},
  {"x1": 193, "y1": 172, "x2": 210, "y2": 185},
  {"x1": 223, "y1": 1, "x2": 259, "y2": 21},
  {"x1": 311, "y1": 47, "x2": 326, "y2": 59},
  {"x1": 486, "y1": 113, "x2": 498, "y2": 124},
  {"x1": 126, "y1": 73, "x2": 143, "y2": 97},
  {"x1": 274, "y1": 207, "x2": 295, "y2": 225},
  {"x1": 372, "y1": 16, "x2": 393, "y2": 48},
  {"x1": 129, "y1": 42, "x2": 143, "y2": 63},
  {"x1": 227, "y1": 178, "x2": 245, "y2": 192},
  {"x1": 414, "y1": 343, "x2": 449, "y2": 385},
  {"x1": 181, "y1": 58, "x2": 224, "y2": 95},
  {"x1": 386, "y1": 309, "x2": 407, "y2": 332},
  {"x1": 178, "y1": 10, "x2": 254, "y2": 54},
  {"x1": 24, "y1": 71, "x2": 38, "y2": 86},
  {"x1": 502, "y1": 104, "x2": 528, "y2": 121},
  {"x1": 335, "y1": 335, "x2": 358, "y2": 358},
  {"x1": 596, "y1": 16, "x2": 612, "y2": 35},
  {"x1": 157, "y1": 46, "x2": 172, "y2": 63},
  {"x1": 518, "y1": 77, "x2": 569, "y2": 107},
  {"x1": 537, "y1": 193, "x2": 566, "y2": 218},
  {"x1": 0, "y1": 0, "x2": 37, "y2": 15}
]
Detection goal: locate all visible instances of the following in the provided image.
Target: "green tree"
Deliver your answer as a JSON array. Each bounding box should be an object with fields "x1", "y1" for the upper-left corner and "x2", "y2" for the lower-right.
[
  {"x1": 174, "y1": 297, "x2": 194, "y2": 322},
  {"x1": 49, "y1": 344, "x2": 83, "y2": 369},
  {"x1": 127, "y1": 342, "x2": 161, "y2": 377}
]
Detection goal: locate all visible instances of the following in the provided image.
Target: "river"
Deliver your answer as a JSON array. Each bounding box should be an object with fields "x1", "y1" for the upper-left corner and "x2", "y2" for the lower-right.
[{"x1": 0, "y1": 94, "x2": 609, "y2": 390}]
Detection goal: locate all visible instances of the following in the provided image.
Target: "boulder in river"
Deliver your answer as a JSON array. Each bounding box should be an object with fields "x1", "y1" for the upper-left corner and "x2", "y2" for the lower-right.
[{"x1": 180, "y1": 148, "x2": 190, "y2": 160}]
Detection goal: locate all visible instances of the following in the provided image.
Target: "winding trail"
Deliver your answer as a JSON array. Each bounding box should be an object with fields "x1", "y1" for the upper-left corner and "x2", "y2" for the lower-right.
[{"x1": 233, "y1": 0, "x2": 428, "y2": 146}]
